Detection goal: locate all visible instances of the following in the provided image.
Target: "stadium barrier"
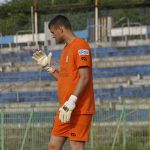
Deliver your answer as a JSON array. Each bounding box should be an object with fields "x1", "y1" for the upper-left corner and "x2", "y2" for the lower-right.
[{"x1": 0, "y1": 99, "x2": 150, "y2": 150}]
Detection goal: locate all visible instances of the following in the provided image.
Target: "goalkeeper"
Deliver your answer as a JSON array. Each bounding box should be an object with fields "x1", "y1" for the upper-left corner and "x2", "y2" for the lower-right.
[{"x1": 32, "y1": 15, "x2": 95, "y2": 150}]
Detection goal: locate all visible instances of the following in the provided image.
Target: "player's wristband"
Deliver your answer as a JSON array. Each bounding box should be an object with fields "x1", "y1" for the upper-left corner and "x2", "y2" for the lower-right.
[
  {"x1": 68, "y1": 95, "x2": 78, "y2": 103},
  {"x1": 48, "y1": 66, "x2": 56, "y2": 74}
]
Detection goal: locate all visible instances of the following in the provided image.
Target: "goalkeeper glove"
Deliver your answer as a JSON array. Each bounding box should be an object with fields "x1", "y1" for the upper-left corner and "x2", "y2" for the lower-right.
[
  {"x1": 32, "y1": 50, "x2": 55, "y2": 73},
  {"x1": 59, "y1": 95, "x2": 77, "y2": 123}
]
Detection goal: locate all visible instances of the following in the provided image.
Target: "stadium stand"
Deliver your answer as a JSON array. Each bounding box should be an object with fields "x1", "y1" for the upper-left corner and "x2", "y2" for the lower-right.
[
  {"x1": 1, "y1": 45, "x2": 150, "y2": 104},
  {"x1": 1, "y1": 45, "x2": 150, "y2": 150}
]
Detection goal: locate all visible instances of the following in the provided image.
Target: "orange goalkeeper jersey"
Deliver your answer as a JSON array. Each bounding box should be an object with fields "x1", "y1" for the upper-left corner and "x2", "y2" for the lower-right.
[{"x1": 57, "y1": 38, "x2": 95, "y2": 114}]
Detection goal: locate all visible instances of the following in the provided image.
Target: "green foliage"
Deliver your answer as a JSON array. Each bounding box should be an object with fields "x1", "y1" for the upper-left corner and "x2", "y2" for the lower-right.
[
  {"x1": 102, "y1": 0, "x2": 145, "y2": 4},
  {"x1": 0, "y1": 0, "x2": 150, "y2": 35},
  {"x1": 0, "y1": 17, "x2": 16, "y2": 35},
  {"x1": 0, "y1": 13, "x2": 31, "y2": 35}
]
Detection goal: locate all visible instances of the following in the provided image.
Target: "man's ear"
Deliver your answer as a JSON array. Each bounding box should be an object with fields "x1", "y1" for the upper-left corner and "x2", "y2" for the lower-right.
[{"x1": 59, "y1": 26, "x2": 64, "y2": 33}]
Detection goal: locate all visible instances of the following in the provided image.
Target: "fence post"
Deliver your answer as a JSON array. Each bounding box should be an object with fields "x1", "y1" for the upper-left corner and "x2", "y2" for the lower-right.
[
  {"x1": 20, "y1": 109, "x2": 34, "y2": 150},
  {"x1": 122, "y1": 98, "x2": 126, "y2": 150},
  {"x1": 31, "y1": 106, "x2": 35, "y2": 150},
  {"x1": 120, "y1": 86, "x2": 126, "y2": 150},
  {"x1": 111, "y1": 106, "x2": 124, "y2": 150},
  {"x1": 90, "y1": 119, "x2": 94, "y2": 149},
  {"x1": 148, "y1": 105, "x2": 150, "y2": 149},
  {"x1": 0, "y1": 107, "x2": 4, "y2": 150}
]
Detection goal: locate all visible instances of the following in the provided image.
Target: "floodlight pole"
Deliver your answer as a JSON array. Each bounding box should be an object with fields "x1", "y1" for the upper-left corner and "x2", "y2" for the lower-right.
[
  {"x1": 34, "y1": 0, "x2": 38, "y2": 48},
  {"x1": 95, "y1": 0, "x2": 99, "y2": 42},
  {"x1": 31, "y1": 6, "x2": 35, "y2": 43}
]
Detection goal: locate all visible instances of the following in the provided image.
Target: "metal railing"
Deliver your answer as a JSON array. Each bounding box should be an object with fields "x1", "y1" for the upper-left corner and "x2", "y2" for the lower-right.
[
  {"x1": 0, "y1": 99, "x2": 150, "y2": 150},
  {"x1": 0, "y1": 33, "x2": 2, "y2": 49}
]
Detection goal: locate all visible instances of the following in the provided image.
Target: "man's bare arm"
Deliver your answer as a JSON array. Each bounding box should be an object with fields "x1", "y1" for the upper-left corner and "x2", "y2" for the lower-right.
[
  {"x1": 58, "y1": 66, "x2": 90, "y2": 123},
  {"x1": 48, "y1": 68, "x2": 59, "y2": 80},
  {"x1": 72, "y1": 67, "x2": 90, "y2": 97}
]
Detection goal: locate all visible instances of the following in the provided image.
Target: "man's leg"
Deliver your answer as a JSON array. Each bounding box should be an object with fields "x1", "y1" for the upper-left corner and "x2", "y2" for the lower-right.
[
  {"x1": 68, "y1": 115, "x2": 92, "y2": 150},
  {"x1": 69, "y1": 140, "x2": 85, "y2": 150},
  {"x1": 48, "y1": 135, "x2": 67, "y2": 150}
]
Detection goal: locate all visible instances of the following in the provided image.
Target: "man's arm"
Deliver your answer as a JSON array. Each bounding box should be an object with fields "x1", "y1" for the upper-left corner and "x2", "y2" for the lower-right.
[
  {"x1": 72, "y1": 67, "x2": 90, "y2": 97},
  {"x1": 58, "y1": 66, "x2": 90, "y2": 123},
  {"x1": 47, "y1": 68, "x2": 59, "y2": 80}
]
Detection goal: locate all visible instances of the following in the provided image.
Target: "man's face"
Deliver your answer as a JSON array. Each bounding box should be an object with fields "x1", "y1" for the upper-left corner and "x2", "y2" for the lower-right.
[{"x1": 49, "y1": 26, "x2": 64, "y2": 43}]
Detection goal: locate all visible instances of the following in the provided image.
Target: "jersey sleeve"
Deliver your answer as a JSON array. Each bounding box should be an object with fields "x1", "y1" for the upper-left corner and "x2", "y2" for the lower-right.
[{"x1": 74, "y1": 41, "x2": 92, "y2": 68}]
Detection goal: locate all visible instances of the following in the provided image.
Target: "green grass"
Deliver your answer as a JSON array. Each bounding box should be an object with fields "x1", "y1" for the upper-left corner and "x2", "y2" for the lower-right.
[{"x1": 87, "y1": 144, "x2": 149, "y2": 150}]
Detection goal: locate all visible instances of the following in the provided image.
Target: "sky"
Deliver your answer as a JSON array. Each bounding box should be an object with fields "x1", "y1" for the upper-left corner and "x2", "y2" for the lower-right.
[{"x1": 0, "y1": 0, "x2": 11, "y2": 4}]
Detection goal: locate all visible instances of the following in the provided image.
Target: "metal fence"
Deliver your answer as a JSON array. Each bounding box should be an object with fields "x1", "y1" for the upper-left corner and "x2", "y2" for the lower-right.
[{"x1": 0, "y1": 99, "x2": 150, "y2": 150}]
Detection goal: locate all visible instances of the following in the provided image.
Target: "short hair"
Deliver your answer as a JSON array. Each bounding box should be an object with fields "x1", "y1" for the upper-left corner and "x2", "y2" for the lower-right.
[{"x1": 48, "y1": 15, "x2": 72, "y2": 30}]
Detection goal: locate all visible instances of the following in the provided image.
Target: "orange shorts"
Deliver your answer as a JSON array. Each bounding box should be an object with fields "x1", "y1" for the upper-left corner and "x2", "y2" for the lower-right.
[{"x1": 51, "y1": 114, "x2": 93, "y2": 141}]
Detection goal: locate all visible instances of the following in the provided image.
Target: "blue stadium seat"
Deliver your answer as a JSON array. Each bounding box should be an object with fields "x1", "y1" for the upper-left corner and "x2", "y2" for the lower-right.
[
  {"x1": 1, "y1": 45, "x2": 150, "y2": 105},
  {"x1": 1, "y1": 65, "x2": 150, "y2": 82},
  {"x1": 1, "y1": 45, "x2": 150, "y2": 63},
  {"x1": 0, "y1": 86, "x2": 150, "y2": 103}
]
